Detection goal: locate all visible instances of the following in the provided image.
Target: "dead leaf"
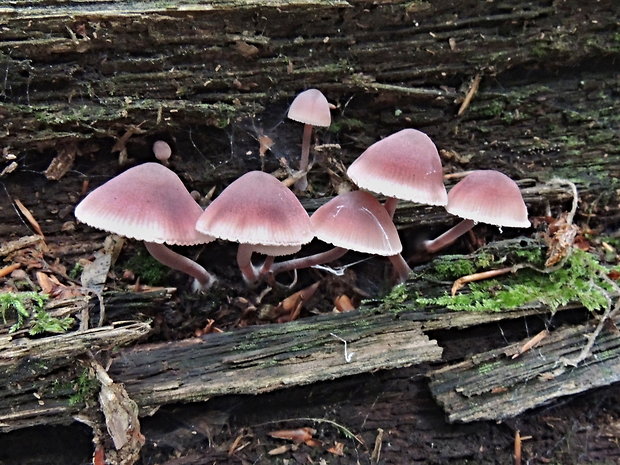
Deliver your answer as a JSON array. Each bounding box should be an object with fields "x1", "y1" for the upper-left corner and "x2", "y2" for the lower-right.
[
  {"x1": 14, "y1": 198, "x2": 45, "y2": 237},
  {"x1": 269, "y1": 427, "x2": 316, "y2": 444},
  {"x1": 334, "y1": 294, "x2": 355, "y2": 312},
  {"x1": 544, "y1": 213, "x2": 580, "y2": 267},
  {"x1": 258, "y1": 134, "x2": 274, "y2": 158},
  {"x1": 327, "y1": 441, "x2": 345, "y2": 456},
  {"x1": 81, "y1": 251, "x2": 112, "y2": 294},
  {"x1": 195, "y1": 318, "x2": 224, "y2": 337},
  {"x1": 275, "y1": 281, "x2": 320, "y2": 323},
  {"x1": 268, "y1": 444, "x2": 291, "y2": 455},
  {"x1": 93, "y1": 445, "x2": 105, "y2": 465}
]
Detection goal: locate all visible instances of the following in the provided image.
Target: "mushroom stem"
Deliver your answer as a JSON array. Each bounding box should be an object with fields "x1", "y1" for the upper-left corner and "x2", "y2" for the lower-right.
[
  {"x1": 388, "y1": 254, "x2": 412, "y2": 283},
  {"x1": 268, "y1": 246, "x2": 349, "y2": 277},
  {"x1": 144, "y1": 242, "x2": 216, "y2": 290},
  {"x1": 259, "y1": 255, "x2": 275, "y2": 278},
  {"x1": 423, "y1": 218, "x2": 476, "y2": 254},
  {"x1": 384, "y1": 197, "x2": 399, "y2": 219},
  {"x1": 237, "y1": 243, "x2": 262, "y2": 285},
  {"x1": 294, "y1": 123, "x2": 314, "y2": 191}
]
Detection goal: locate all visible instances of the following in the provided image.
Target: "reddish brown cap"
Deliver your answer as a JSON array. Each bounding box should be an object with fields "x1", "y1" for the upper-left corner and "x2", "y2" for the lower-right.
[
  {"x1": 310, "y1": 190, "x2": 402, "y2": 256},
  {"x1": 75, "y1": 162, "x2": 214, "y2": 245},
  {"x1": 347, "y1": 128, "x2": 447, "y2": 206},
  {"x1": 446, "y1": 170, "x2": 530, "y2": 228},
  {"x1": 287, "y1": 88, "x2": 331, "y2": 127},
  {"x1": 195, "y1": 171, "x2": 313, "y2": 247}
]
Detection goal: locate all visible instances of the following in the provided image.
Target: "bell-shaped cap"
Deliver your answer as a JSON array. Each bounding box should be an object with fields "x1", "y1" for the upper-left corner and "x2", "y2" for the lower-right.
[
  {"x1": 287, "y1": 88, "x2": 331, "y2": 127},
  {"x1": 446, "y1": 170, "x2": 530, "y2": 228},
  {"x1": 196, "y1": 171, "x2": 313, "y2": 247},
  {"x1": 75, "y1": 162, "x2": 214, "y2": 245},
  {"x1": 310, "y1": 190, "x2": 402, "y2": 256},
  {"x1": 347, "y1": 128, "x2": 447, "y2": 206}
]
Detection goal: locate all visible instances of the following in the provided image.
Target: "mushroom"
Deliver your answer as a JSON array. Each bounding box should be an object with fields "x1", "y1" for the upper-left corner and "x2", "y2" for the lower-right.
[
  {"x1": 287, "y1": 88, "x2": 332, "y2": 191},
  {"x1": 75, "y1": 162, "x2": 216, "y2": 291},
  {"x1": 423, "y1": 170, "x2": 531, "y2": 254},
  {"x1": 269, "y1": 190, "x2": 412, "y2": 283},
  {"x1": 195, "y1": 171, "x2": 313, "y2": 285},
  {"x1": 347, "y1": 128, "x2": 447, "y2": 217},
  {"x1": 152, "y1": 140, "x2": 172, "y2": 163}
]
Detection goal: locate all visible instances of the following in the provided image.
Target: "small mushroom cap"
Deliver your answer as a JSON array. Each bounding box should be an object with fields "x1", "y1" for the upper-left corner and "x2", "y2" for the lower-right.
[
  {"x1": 310, "y1": 190, "x2": 402, "y2": 256},
  {"x1": 75, "y1": 162, "x2": 214, "y2": 245},
  {"x1": 347, "y1": 128, "x2": 447, "y2": 206},
  {"x1": 153, "y1": 140, "x2": 172, "y2": 162},
  {"x1": 195, "y1": 171, "x2": 313, "y2": 247},
  {"x1": 446, "y1": 170, "x2": 531, "y2": 228},
  {"x1": 287, "y1": 88, "x2": 332, "y2": 127}
]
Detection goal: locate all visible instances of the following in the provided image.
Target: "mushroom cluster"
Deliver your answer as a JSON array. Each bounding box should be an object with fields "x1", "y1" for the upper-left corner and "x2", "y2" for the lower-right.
[{"x1": 74, "y1": 88, "x2": 530, "y2": 295}]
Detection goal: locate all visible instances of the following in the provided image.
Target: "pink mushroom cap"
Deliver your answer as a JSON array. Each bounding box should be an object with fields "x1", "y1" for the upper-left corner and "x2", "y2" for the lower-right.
[
  {"x1": 153, "y1": 140, "x2": 172, "y2": 162},
  {"x1": 287, "y1": 88, "x2": 332, "y2": 127},
  {"x1": 195, "y1": 171, "x2": 313, "y2": 247},
  {"x1": 75, "y1": 162, "x2": 214, "y2": 245},
  {"x1": 446, "y1": 170, "x2": 531, "y2": 228},
  {"x1": 310, "y1": 190, "x2": 403, "y2": 256},
  {"x1": 347, "y1": 128, "x2": 448, "y2": 206}
]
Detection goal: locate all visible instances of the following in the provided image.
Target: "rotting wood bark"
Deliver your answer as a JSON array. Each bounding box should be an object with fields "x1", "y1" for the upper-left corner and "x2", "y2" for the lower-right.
[
  {"x1": 0, "y1": 321, "x2": 150, "y2": 432},
  {"x1": 428, "y1": 315, "x2": 620, "y2": 423},
  {"x1": 0, "y1": 287, "x2": 580, "y2": 433},
  {"x1": 0, "y1": 0, "x2": 618, "y2": 232}
]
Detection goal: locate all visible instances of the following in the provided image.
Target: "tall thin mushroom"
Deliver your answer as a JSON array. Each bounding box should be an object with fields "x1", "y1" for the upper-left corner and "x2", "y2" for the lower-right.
[
  {"x1": 287, "y1": 88, "x2": 331, "y2": 191},
  {"x1": 75, "y1": 163, "x2": 216, "y2": 291},
  {"x1": 424, "y1": 170, "x2": 530, "y2": 253}
]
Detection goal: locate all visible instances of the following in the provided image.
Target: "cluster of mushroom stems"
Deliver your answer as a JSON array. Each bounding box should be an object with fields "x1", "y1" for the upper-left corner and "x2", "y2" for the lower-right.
[{"x1": 75, "y1": 89, "x2": 530, "y2": 292}]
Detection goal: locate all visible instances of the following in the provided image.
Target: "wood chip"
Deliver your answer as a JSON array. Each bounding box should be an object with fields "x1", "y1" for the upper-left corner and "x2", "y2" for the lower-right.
[{"x1": 44, "y1": 142, "x2": 77, "y2": 181}]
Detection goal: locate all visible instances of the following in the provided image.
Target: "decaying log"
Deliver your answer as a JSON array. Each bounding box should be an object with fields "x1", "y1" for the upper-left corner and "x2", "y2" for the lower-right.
[
  {"x1": 429, "y1": 316, "x2": 620, "y2": 423},
  {"x1": 0, "y1": 2, "x2": 618, "y2": 461},
  {"x1": 0, "y1": 289, "x2": 582, "y2": 433},
  {"x1": 0, "y1": 321, "x2": 151, "y2": 432}
]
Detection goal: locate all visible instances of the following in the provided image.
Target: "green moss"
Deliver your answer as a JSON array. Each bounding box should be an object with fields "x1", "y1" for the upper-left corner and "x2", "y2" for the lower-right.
[
  {"x1": 432, "y1": 257, "x2": 477, "y2": 280},
  {"x1": 68, "y1": 369, "x2": 99, "y2": 406},
  {"x1": 416, "y1": 249, "x2": 618, "y2": 313},
  {"x1": 69, "y1": 262, "x2": 84, "y2": 280},
  {"x1": 381, "y1": 282, "x2": 410, "y2": 310},
  {"x1": 124, "y1": 248, "x2": 169, "y2": 285},
  {"x1": 0, "y1": 292, "x2": 75, "y2": 334},
  {"x1": 328, "y1": 117, "x2": 366, "y2": 133},
  {"x1": 473, "y1": 100, "x2": 505, "y2": 118},
  {"x1": 478, "y1": 361, "x2": 502, "y2": 375}
]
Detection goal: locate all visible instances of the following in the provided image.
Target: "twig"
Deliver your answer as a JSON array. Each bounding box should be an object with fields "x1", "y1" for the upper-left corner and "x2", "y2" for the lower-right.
[{"x1": 457, "y1": 73, "x2": 482, "y2": 116}]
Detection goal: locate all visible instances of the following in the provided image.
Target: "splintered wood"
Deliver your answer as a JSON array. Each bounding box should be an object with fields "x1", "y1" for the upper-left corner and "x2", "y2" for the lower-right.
[{"x1": 428, "y1": 317, "x2": 620, "y2": 423}]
